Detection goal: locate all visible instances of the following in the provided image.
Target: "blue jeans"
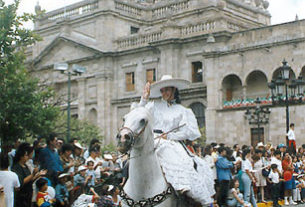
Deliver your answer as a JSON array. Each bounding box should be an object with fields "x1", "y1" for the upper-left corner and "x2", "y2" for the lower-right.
[
  {"x1": 227, "y1": 193, "x2": 244, "y2": 207},
  {"x1": 241, "y1": 173, "x2": 257, "y2": 207}
]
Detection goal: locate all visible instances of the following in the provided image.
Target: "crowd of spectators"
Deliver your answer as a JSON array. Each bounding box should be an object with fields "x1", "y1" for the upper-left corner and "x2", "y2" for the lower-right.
[
  {"x1": 1, "y1": 130, "x2": 304, "y2": 207},
  {"x1": 197, "y1": 141, "x2": 305, "y2": 207},
  {"x1": 0, "y1": 134, "x2": 127, "y2": 207}
]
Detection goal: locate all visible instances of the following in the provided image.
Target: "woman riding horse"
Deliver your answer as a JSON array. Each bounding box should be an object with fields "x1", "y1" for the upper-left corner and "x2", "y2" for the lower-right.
[{"x1": 134, "y1": 75, "x2": 215, "y2": 205}]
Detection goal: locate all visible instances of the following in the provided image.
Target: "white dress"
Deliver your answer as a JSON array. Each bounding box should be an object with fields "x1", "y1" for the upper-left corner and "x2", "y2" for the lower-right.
[{"x1": 138, "y1": 98, "x2": 215, "y2": 205}]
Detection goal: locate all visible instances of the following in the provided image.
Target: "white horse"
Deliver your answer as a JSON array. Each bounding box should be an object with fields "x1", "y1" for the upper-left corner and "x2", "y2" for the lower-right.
[{"x1": 117, "y1": 107, "x2": 186, "y2": 207}]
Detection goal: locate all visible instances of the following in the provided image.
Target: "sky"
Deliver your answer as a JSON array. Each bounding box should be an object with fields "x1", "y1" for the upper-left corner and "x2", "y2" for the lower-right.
[{"x1": 3, "y1": 0, "x2": 305, "y2": 28}]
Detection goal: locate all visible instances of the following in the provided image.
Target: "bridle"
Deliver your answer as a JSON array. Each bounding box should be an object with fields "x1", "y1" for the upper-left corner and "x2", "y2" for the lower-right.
[{"x1": 117, "y1": 121, "x2": 148, "y2": 154}]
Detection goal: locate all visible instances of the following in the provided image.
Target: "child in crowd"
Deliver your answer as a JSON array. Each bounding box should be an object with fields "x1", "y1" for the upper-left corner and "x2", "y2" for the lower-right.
[
  {"x1": 36, "y1": 178, "x2": 56, "y2": 207},
  {"x1": 74, "y1": 165, "x2": 89, "y2": 193},
  {"x1": 294, "y1": 175, "x2": 303, "y2": 203},
  {"x1": 268, "y1": 164, "x2": 284, "y2": 207},
  {"x1": 300, "y1": 175, "x2": 305, "y2": 203},
  {"x1": 86, "y1": 161, "x2": 97, "y2": 190},
  {"x1": 55, "y1": 173, "x2": 69, "y2": 206},
  {"x1": 226, "y1": 178, "x2": 250, "y2": 207}
]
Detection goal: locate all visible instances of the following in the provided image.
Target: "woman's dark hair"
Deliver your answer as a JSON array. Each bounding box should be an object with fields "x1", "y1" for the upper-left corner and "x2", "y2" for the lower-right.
[
  {"x1": 242, "y1": 149, "x2": 251, "y2": 161},
  {"x1": 233, "y1": 144, "x2": 239, "y2": 150},
  {"x1": 14, "y1": 142, "x2": 33, "y2": 164},
  {"x1": 36, "y1": 178, "x2": 48, "y2": 190},
  {"x1": 0, "y1": 153, "x2": 9, "y2": 170},
  {"x1": 173, "y1": 88, "x2": 181, "y2": 104},
  {"x1": 229, "y1": 178, "x2": 238, "y2": 189},
  {"x1": 203, "y1": 145, "x2": 212, "y2": 157},
  {"x1": 90, "y1": 138, "x2": 99, "y2": 146},
  {"x1": 61, "y1": 143, "x2": 74, "y2": 154}
]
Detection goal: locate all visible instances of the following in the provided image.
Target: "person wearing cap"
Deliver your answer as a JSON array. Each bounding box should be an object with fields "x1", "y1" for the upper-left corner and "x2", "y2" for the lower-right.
[
  {"x1": 278, "y1": 143, "x2": 287, "y2": 158},
  {"x1": 73, "y1": 165, "x2": 90, "y2": 194},
  {"x1": 85, "y1": 146, "x2": 103, "y2": 180},
  {"x1": 83, "y1": 139, "x2": 101, "y2": 160},
  {"x1": 73, "y1": 142, "x2": 85, "y2": 171},
  {"x1": 55, "y1": 173, "x2": 70, "y2": 206},
  {"x1": 133, "y1": 75, "x2": 215, "y2": 205}
]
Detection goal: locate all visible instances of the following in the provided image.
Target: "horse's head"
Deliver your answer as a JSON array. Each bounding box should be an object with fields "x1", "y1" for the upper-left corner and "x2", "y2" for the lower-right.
[{"x1": 117, "y1": 107, "x2": 152, "y2": 154}]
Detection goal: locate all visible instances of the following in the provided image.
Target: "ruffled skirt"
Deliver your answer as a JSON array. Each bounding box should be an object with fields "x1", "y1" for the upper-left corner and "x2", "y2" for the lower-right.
[{"x1": 154, "y1": 139, "x2": 215, "y2": 205}]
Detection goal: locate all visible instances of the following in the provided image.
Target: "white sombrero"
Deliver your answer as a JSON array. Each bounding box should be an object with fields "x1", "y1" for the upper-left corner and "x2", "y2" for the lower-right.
[{"x1": 150, "y1": 75, "x2": 190, "y2": 98}]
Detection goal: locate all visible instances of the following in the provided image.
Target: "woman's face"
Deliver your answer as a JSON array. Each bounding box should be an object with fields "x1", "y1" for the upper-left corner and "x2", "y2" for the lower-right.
[
  {"x1": 64, "y1": 150, "x2": 72, "y2": 157},
  {"x1": 284, "y1": 153, "x2": 290, "y2": 160},
  {"x1": 160, "y1": 87, "x2": 175, "y2": 101},
  {"x1": 21, "y1": 152, "x2": 29, "y2": 163},
  {"x1": 234, "y1": 180, "x2": 239, "y2": 188}
]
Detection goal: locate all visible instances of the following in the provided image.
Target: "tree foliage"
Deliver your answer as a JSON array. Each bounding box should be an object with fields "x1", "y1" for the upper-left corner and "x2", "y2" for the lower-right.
[
  {"x1": 0, "y1": 0, "x2": 59, "y2": 146},
  {"x1": 52, "y1": 112, "x2": 104, "y2": 145}
]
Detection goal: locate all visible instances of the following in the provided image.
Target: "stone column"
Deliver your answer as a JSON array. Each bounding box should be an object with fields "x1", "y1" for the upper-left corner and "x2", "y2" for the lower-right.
[
  {"x1": 205, "y1": 57, "x2": 219, "y2": 143},
  {"x1": 96, "y1": 68, "x2": 114, "y2": 144},
  {"x1": 242, "y1": 85, "x2": 247, "y2": 99},
  {"x1": 77, "y1": 78, "x2": 86, "y2": 119}
]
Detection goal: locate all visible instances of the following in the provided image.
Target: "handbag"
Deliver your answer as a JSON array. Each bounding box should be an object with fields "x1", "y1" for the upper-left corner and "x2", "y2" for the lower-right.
[{"x1": 261, "y1": 158, "x2": 270, "y2": 178}]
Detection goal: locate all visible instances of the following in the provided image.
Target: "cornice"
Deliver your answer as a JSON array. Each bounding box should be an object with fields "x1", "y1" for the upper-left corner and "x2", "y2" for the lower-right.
[
  {"x1": 111, "y1": 86, "x2": 207, "y2": 105},
  {"x1": 203, "y1": 37, "x2": 305, "y2": 58}
]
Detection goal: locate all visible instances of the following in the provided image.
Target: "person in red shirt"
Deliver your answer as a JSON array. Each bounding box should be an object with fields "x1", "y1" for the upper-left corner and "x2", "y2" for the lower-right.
[{"x1": 282, "y1": 153, "x2": 297, "y2": 205}]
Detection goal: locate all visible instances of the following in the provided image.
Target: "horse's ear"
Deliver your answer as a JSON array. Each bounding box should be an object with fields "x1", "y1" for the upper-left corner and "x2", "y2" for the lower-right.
[{"x1": 130, "y1": 102, "x2": 138, "y2": 111}]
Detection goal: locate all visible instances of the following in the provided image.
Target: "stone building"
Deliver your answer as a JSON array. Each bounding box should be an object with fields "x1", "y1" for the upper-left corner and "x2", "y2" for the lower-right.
[{"x1": 27, "y1": 0, "x2": 305, "y2": 146}]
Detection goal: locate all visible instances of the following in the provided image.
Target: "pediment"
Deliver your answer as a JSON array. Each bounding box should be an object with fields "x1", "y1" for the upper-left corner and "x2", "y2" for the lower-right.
[{"x1": 34, "y1": 36, "x2": 101, "y2": 69}]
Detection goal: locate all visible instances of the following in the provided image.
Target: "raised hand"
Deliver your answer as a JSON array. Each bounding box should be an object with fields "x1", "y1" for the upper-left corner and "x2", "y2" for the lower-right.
[{"x1": 143, "y1": 82, "x2": 151, "y2": 100}]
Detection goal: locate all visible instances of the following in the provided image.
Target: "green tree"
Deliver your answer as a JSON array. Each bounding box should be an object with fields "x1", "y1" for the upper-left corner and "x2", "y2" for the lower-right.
[
  {"x1": 52, "y1": 112, "x2": 103, "y2": 145},
  {"x1": 0, "y1": 0, "x2": 59, "y2": 148}
]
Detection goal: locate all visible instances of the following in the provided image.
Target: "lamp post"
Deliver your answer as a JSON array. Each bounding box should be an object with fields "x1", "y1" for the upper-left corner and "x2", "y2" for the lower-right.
[
  {"x1": 54, "y1": 63, "x2": 86, "y2": 142},
  {"x1": 245, "y1": 98, "x2": 271, "y2": 144},
  {"x1": 268, "y1": 60, "x2": 305, "y2": 144}
]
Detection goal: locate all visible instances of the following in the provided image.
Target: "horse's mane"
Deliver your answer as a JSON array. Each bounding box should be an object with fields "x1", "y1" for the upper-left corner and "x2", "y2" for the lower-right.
[{"x1": 129, "y1": 103, "x2": 154, "y2": 131}]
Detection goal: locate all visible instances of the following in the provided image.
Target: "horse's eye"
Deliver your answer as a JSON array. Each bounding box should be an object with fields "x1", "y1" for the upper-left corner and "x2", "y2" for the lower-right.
[
  {"x1": 140, "y1": 119, "x2": 146, "y2": 126},
  {"x1": 123, "y1": 118, "x2": 125, "y2": 122}
]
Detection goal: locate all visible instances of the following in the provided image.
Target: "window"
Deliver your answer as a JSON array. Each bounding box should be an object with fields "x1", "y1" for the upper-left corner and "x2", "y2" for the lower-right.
[
  {"x1": 251, "y1": 128, "x2": 264, "y2": 147},
  {"x1": 131, "y1": 26, "x2": 139, "y2": 34},
  {"x1": 190, "y1": 102, "x2": 205, "y2": 128},
  {"x1": 191, "y1": 61, "x2": 203, "y2": 83},
  {"x1": 146, "y1": 69, "x2": 156, "y2": 83},
  {"x1": 126, "y1": 72, "x2": 135, "y2": 91}
]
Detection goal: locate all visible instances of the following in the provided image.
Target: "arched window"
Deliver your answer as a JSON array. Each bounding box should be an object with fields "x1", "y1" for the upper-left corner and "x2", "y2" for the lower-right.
[
  {"x1": 222, "y1": 74, "x2": 243, "y2": 101},
  {"x1": 88, "y1": 108, "x2": 97, "y2": 125},
  {"x1": 272, "y1": 67, "x2": 296, "y2": 80},
  {"x1": 190, "y1": 102, "x2": 205, "y2": 128},
  {"x1": 246, "y1": 70, "x2": 268, "y2": 98}
]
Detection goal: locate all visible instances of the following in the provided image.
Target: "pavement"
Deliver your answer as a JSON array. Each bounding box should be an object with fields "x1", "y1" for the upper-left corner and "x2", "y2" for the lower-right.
[{"x1": 257, "y1": 201, "x2": 305, "y2": 207}]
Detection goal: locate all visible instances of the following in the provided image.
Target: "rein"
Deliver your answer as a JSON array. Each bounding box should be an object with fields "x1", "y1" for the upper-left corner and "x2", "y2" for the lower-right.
[{"x1": 118, "y1": 124, "x2": 187, "y2": 207}]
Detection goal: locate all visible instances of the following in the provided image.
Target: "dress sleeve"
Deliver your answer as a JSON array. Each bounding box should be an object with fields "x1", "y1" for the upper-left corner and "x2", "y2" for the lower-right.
[
  {"x1": 167, "y1": 108, "x2": 201, "y2": 141},
  {"x1": 131, "y1": 97, "x2": 155, "y2": 114}
]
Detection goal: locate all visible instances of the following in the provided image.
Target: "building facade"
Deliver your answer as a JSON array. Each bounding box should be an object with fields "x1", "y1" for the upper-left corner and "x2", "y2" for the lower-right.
[{"x1": 27, "y1": 0, "x2": 305, "y2": 146}]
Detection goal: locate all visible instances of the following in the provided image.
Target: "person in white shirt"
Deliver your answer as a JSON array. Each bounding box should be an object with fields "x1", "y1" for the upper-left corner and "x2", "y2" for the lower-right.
[
  {"x1": 0, "y1": 153, "x2": 20, "y2": 207},
  {"x1": 85, "y1": 146, "x2": 103, "y2": 180},
  {"x1": 287, "y1": 123, "x2": 296, "y2": 154},
  {"x1": 270, "y1": 150, "x2": 283, "y2": 174},
  {"x1": 241, "y1": 149, "x2": 257, "y2": 207},
  {"x1": 267, "y1": 164, "x2": 285, "y2": 207}
]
